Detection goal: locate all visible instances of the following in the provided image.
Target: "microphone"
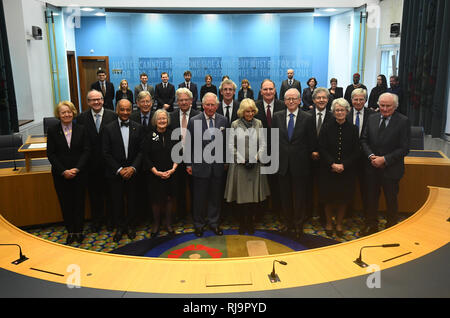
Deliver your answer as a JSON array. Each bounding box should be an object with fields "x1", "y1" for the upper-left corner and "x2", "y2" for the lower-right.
[
  {"x1": 268, "y1": 260, "x2": 287, "y2": 283},
  {"x1": 354, "y1": 244, "x2": 400, "y2": 268},
  {"x1": 0, "y1": 244, "x2": 29, "y2": 265},
  {"x1": 11, "y1": 134, "x2": 18, "y2": 171}
]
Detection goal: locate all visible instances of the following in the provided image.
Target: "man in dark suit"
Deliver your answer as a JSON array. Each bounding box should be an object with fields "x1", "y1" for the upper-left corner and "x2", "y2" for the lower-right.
[
  {"x1": 102, "y1": 99, "x2": 145, "y2": 242},
  {"x1": 346, "y1": 88, "x2": 375, "y2": 218},
  {"x1": 130, "y1": 90, "x2": 153, "y2": 133},
  {"x1": 279, "y1": 69, "x2": 302, "y2": 101},
  {"x1": 75, "y1": 89, "x2": 118, "y2": 232},
  {"x1": 178, "y1": 70, "x2": 198, "y2": 108},
  {"x1": 134, "y1": 72, "x2": 155, "y2": 103},
  {"x1": 254, "y1": 79, "x2": 285, "y2": 216},
  {"x1": 154, "y1": 72, "x2": 176, "y2": 112},
  {"x1": 307, "y1": 87, "x2": 334, "y2": 224},
  {"x1": 360, "y1": 93, "x2": 410, "y2": 236},
  {"x1": 186, "y1": 92, "x2": 230, "y2": 237},
  {"x1": 170, "y1": 87, "x2": 200, "y2": 221},
  {"x1": 216, "y1": 79, "x2": 239, "y2": 125},
  {"x1": 272, "y1": 88, "x2": 316, "y2": 238},
  {"x1": 90, "y1": 69, "x2": 115, "y2": 111},
  {"x1": 344, "y1": 73, "x2": 367, "y2": 106}
]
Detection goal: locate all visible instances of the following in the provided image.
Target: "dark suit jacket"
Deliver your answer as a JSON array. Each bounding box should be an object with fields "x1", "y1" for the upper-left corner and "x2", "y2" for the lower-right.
[
  {"x1": 178, "y1": 82, "x2": 199, "y2": 107},
  {"x1": 91, "y1": 81, "x2": 115, "y2": 110},
  {"x1": 272, "y1": 109, "x2": 315, "y2": 176},
  {"x1": 134, "y1": 83, "x2": 155, "y2": 102},
  {"x1": 102, "y1": 120, "x2": 145, "y2": 178},
  {"x1": 302, "y1": 87, "x2": 315, "y2": 111},
  {"x1": 115, "y1": 89, "x2": 133, "y2": 106},
  {"x1": 186, "y1": 112, "x2": 230, "y2": 178},
  {"x1": 216, "y1": 100, "x2": 239, "y2": 125},
  {"x1": 360, "y1": 112, "x2": 410, "y2": 180},
  {"x1": 328, "y1": 87, "x2": 343, "y2": 99},
  {"x1": 344, "y1": 84, "x2": 368, "y2": 105},
  {"x1": 346, "y1": 107, "x2": 375, "y2": 138},
  {"x1": 75, "y1": 108, "x2": 118, "y2": 171},
  {"x1": 155, "y1": 82, "x2": 176, "y2": 112},
  {"x1": 46, "y1": 122, "x2": 90, "y2": 177},
  {"x1": 169, "y1": 108, "x2": 200, "y2": 135},
  {"x1": 254, "y1": 99, "x2": 285, "y2": 156},
  {"x1": 280, "y1": 79, "x2": 302, "y2": 100},
  {"x1": 307, "y1": 108, "x2": 334, "y2": 152},
  {"x1": 237, "y1": 88, "x2": 254, "y2": 102},
  {"x1": 129, "y1": 110, "x2": 152, "y2": 133}
]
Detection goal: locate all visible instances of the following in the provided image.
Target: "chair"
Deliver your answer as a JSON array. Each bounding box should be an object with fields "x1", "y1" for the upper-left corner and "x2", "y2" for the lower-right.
[
  {"x1": 0, "y1": 134, "x2": 24, "y2": 160},
  {"x1": 410, "y1": 126, "x2": 424, "y2": 150},
  {"x1": 43, "y1": 117, "x2": 60, "y2": 134}
]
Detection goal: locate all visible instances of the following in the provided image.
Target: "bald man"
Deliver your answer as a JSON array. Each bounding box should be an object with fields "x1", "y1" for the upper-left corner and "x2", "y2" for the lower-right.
[{"x1": 279, "y1": 69, "x2": 302, "y2": 101}]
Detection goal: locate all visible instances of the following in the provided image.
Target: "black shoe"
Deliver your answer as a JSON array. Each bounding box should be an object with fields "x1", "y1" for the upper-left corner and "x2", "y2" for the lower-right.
[
  {"x1": 325, "y1": 229, "x2": 334, "y2": 237},
  {"x1": 76, "y1": 234, "x2": 85, "y2": 243},
  {"x1": 194, "y1": 228, "x2": 203, "y2": 237},
  {"x1": 336, "y1": 230, "x2": 344, "y2": 237},
  {"x1": 167, "y1": 230, "x2": 175, "y2": 237},
  {"x1": 361, "y1": 225, "x2": 377, "y2": 237},
  {"x1": 211, "y1": 227, "x2": 223, "y2": 236},
  {"x1": 150, "y1": 232, "x2": 158, "y2": 238},
  {"x1": 127, "y1": 230, "x2": 136, "y2": 240},
  {"x1": 113, "y1": 231, "x2": 123, "y2": 243},
  {"x1": 385, "y1": 220, "x2": 397, "y2": 229},
  {"x1": 91, "y1": 223, "x2": 102, "y2": 233},
  {"x1": 66, "y1": 234, "x2": 76, "y2": 245}
]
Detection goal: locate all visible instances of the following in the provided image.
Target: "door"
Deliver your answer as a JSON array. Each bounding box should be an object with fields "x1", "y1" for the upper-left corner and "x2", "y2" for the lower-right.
[{"x1": 77, "y1": 56, "x2": 109, "y2": 112}]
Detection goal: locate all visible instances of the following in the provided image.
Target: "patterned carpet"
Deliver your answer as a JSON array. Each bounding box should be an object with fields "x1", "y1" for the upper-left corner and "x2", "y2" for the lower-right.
[{"x1": 23, "y1": 211, "x2": 410, "y2": 255}]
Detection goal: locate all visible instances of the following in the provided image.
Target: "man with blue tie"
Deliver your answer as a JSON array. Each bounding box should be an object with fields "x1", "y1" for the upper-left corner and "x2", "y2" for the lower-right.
[
  {"x1": 186, "y1": 93, "x2": 230, "y2": 237},
  {"x1": 360, "y1": 93, "x2": 410, "y2": 236},
  {"x1": 102, "y1": 99, "x2": 145, "y2": 242},
  {"x1": 272, "y1": 88, "x2": 315, "y2": 238}
]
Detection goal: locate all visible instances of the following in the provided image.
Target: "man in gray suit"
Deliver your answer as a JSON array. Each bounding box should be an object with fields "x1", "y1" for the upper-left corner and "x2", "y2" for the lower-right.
[
  {"x1": 134, "y1": 72, "x2": 155, "y2": 103},
  {"x1": 279, "y1": 69, "x2": 302, "y2": 101},
  {"x1": 186, "y1": 93, "x2": 230, "y2": 237},
  {"x1": 360, "y1": 93, "x2": 410, "y2": 236}
]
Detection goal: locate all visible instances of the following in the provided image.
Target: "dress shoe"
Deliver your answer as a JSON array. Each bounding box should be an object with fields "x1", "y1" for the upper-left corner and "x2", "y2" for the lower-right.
[
  {"x1": 247, "y1": 224, "x2": 255, "y2": 235},
  {"x1": 91, "y1": 223, "x2": 102, "y2": 233},
  {"x1": 336, "y1": 230, "x2": 344, "y2": 237},
  {"x1": 194, "y1": 228, "x2": 203, "y2": 237},
  {"x1": 211, "y1": 227, "x2": 223, "y2": 236},
  {"x1": 325, "y1": 229, "x2": 334, "y2": 237},
  {"x1": 76, "y1": 234, "x2": 85, "y2": 243},
  {"x1": 385, "y1": 220, "x2": 397, "y2": 229},
  {"x1": 113, "y1": 231, "x2": 123, "y2": 243},
  {"x1": 127, "y1": 230, "x2": 136, "y2": 240},
  {"x1": 167, "y1": 229, "x2": 175, "y2": 237},
  {"x1": 66, "y1": 234, "x2": 76, "y2": 245},
  {"x1": 361, "y1": 225, "x2": 377, "y2": 237}
]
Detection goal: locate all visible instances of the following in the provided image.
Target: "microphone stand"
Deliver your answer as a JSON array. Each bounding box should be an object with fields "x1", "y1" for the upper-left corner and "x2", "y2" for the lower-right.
[
  {"x1": 0, "y1": 244, "x2": 29, "y2": 265},
  {"x1": 354, "y1": 244, "x2": 400, "y2": 268},
  {"x1": 268, "y1": 260, "x2": 287, "y2": 283},
  {"x1": 11, "y1": 134, "x2": 18, "y2": 171}
]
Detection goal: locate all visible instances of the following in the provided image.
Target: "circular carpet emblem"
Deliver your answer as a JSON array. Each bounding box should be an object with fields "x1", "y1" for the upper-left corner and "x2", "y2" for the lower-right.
[{"x1": 110, "y1": 230, "x2": 339, "y2": 259}]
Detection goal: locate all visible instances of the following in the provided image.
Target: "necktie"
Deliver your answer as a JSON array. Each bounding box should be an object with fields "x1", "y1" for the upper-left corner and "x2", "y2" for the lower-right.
[
  {"x1": 266, "y1": 105, "x2": 272, "y2": 127},
  {"x1": 288, "y1": 113, "x2": 295, "y2": 141},
  {"x1": 181, "y1": 112, "x2": 187, "y2": 141},
  {"x1": 225, "y1": 106, "x2": 230, "y2": 123},
  {"x1": 142, "y1": 115, "x2": 148, "y2": 127},
  {"x1": 121, "y1": 121, "x2": 129, "y2": 127},
  {"x1": 209, "y1": 117, "x2": 215, "y2": 141},
  {"x1": 355, "y1": 111, "x2": 361, "y2": 135},
  {"x1": 95, "y1": 113, "x2": 100, "y2": 133},
  {"x1": 101, "y1": 82, "x2": 106, "y2": 96},
  {"x1": 186, "y1": 82, "x2": 190, "y2": 90},
  {"x1": 289, "y1": 79, "x2": 293, "y2": 86},
  {"x1": 163, "y1": 83, "x2": 167, "y2": 89},
  {"x1": 378, "y1": 117, "x2": 386, "y2": 136},
  {"x1": 317, "y1": 112, "x2": 323, "y2": 136}
]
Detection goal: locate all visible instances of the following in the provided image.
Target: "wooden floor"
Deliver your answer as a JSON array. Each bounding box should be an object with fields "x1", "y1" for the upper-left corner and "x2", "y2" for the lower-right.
[{"x1": 0, "y1": 186, "x2": 449, "y2": 295}]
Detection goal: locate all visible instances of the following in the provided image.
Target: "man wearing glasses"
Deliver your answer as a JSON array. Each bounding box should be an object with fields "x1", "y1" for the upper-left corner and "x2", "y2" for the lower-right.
[
  {"x1": 76, "y1": 90, "x2": 118, "y2": 232},
  {"x1": 272, "y1": 88, "x2": 315, "y2": 238}
]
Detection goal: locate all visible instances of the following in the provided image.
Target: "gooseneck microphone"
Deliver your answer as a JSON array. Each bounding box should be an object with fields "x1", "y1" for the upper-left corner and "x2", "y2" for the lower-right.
[
  {"x1": 0, "y1": 244, "x2": 29, "y2": 265},
  {"x1": 269, "y1": 260, "x2": 287, "y2": 283},
  {"x1": 354, "y1": 244, "x2": 400, "y2": 268}
]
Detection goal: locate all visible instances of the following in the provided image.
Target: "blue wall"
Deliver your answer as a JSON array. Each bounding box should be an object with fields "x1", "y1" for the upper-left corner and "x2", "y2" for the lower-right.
[{"x1": 75, "y1": 13, "x2": 330, "y2": 97}]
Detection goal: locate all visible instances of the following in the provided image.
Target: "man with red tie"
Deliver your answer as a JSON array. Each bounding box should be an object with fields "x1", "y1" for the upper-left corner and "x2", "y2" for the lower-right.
[{"x1": 255, "y1": 79, "x2": 286, "y2": 216}]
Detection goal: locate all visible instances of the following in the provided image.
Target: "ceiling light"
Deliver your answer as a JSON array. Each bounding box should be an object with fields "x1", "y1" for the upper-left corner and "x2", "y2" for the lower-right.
[{"x1": 81, "y1": 8, "x2": 95, "y2": 12}]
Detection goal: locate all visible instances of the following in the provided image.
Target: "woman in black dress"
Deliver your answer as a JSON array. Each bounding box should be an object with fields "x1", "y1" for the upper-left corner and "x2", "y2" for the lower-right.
[
  {"x1": 328, "y1": 78, "x2": 343, "y2": 111},
  {"x1": 237, "y1": 79, "x2": 254, "y2": 102},
  {"x1": 368, "y1": 74, "x2": 387, "y2": 111},
  {"x1": 143, "y1": 109, "x2": 178, "y2": 237},
  {"x1": 115, "y1": 79, "x2": 134, "y2": 106},
  {"x1": 302, "y1": 77, "x2": 317, "y2": 111},
  {"x1": 318, "y1": 98, "x2": 360, "y2": 237},
  {"x1": 47, "y1": 101, "x2": 90, "y2": 244},
  {"x1": 200, "y1": 74, "x2": 218, "y2": 103}
]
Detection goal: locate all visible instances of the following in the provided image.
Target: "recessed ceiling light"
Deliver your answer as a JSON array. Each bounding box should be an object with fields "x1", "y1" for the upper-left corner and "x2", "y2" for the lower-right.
[
  {"x1": 94, "y1": 12, "x2": 106, "y2": 16},
  {"x1": 81, "y1": 8, "x2": 95, "y2": 12},
  {"x1": 324, "y1": 8, "x2": 338, "y2": 12}
]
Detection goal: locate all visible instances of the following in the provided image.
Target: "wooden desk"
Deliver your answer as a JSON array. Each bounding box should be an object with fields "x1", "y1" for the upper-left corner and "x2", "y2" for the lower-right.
[
  {"x1": 17, "y1": 135, "x2": 47, "y2": 172},
  {"x1": 0, "y1": 186, "x2": 448, "y2": 297}
]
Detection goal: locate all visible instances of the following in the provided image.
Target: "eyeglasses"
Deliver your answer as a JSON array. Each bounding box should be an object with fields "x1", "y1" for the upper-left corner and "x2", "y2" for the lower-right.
[
  {"x1": 285, "y1": 97, "x2": 299, "y2": 102},
  {"x1": 88, "y1": 98, "x2": 103, "y2": 102}
]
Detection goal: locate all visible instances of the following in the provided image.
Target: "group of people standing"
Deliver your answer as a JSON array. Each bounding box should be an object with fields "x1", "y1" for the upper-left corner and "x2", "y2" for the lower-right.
[{"x1": 47, "y1": 71, "x2": 410, "y2": 245}]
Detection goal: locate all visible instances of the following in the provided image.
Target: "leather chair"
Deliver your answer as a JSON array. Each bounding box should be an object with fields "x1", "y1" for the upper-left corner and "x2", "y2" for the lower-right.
[
  {"x1": 0, "y1": 134, "x2": 24, "y2": 160},
  {"x1": 43, "y1": 117, "x2": 60, "y2": 134},
  {"x1": 410, "y1": 126, "x2": 424, "y2": 150}
]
